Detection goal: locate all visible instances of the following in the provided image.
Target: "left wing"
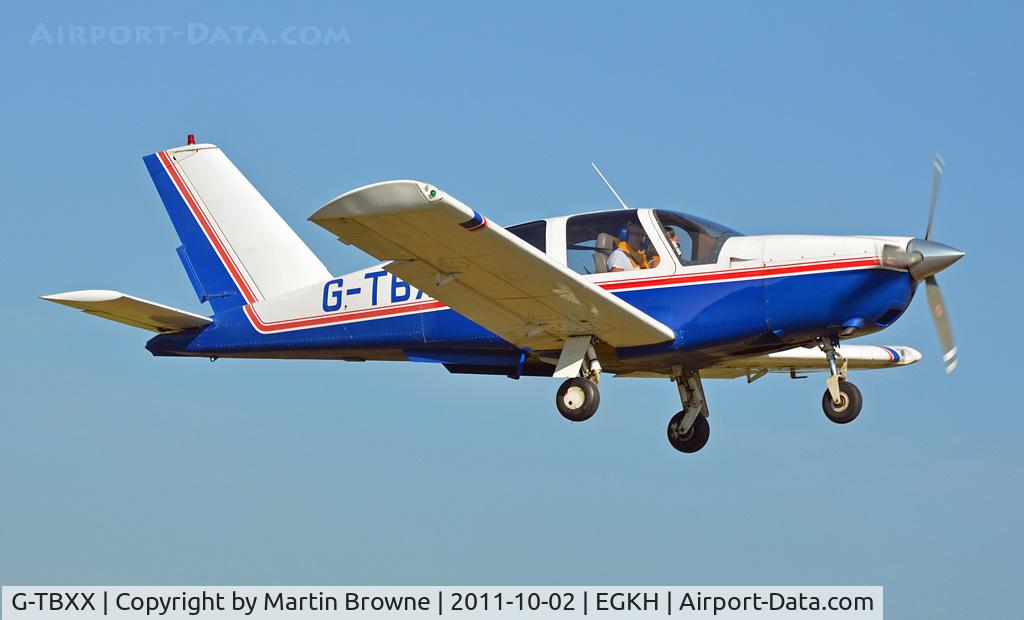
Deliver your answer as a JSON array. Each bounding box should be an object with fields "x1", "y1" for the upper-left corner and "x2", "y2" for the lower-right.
[
  {"x1": 700, "y1": 344, "x2": 922, "y2": 380},
  {"x1": 309, "y1": 180, "x2": 674, "y2": 350}
]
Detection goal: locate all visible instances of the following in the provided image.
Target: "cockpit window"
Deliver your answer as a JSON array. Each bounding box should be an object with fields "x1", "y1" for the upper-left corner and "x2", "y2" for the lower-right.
[{"x1": 654, "y1": 210, "x2": 740, "y2": 264}]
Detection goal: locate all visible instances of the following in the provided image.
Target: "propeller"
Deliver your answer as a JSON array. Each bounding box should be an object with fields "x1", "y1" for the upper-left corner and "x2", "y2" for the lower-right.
[
  {"x1": 914, "y1": 154, "x2": 962, "y2": 373},
  {"x1": 879, "y1": 154, "x2": 962, "y2": 372}
]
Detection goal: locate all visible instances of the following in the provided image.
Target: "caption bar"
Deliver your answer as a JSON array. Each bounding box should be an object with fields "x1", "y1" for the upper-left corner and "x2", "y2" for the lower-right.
[{"x1": 2, "y1": 587, "x2": 882, "y2": 619}]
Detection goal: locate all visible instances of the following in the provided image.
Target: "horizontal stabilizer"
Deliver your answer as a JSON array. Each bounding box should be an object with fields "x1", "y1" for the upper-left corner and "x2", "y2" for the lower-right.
[{"x1": 41, "y1": 290, "x2": 212, "y2": 333}]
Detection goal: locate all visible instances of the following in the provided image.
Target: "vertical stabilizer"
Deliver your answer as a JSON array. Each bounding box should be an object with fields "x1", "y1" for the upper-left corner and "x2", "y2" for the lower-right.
[{"x1": 143, "y1": 143, "x2": 330, "y2": 313}]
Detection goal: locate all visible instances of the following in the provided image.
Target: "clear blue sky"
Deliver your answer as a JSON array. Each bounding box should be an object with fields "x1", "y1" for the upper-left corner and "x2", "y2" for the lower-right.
[{"x1": 2, "y1": 2, "x2": 1020, "y2": 618}]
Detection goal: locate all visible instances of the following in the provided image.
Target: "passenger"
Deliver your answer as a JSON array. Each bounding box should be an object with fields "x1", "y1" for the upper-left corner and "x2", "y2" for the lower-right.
[{"x1": 608, "y1": 222, "x2": 657, "y2": 271}]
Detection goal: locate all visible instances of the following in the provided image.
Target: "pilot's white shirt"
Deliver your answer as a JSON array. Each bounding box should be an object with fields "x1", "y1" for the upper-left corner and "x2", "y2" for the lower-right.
[{"x1": 606, "y1": 248, "x2": 635, "y2": 271}]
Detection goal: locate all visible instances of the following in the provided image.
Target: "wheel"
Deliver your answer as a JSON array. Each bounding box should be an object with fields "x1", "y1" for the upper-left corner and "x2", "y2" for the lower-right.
[
  {"x1": 821, "y1": 380, "x2": 863, "y2": 424},
  {"x1": 556, "y1": 377, "x2": 600, "y2": 422},
  {"x1": 667, "y1": 410, "x2": 710, "y2": 453}
]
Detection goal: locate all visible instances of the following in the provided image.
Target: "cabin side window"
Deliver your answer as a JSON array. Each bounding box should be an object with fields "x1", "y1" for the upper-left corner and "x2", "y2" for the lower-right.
[
  {"x1": 506, "y1": 220, "x2": 547, "y2": 254},
  {"x1": 565, "y1": 211, "x2": 660, "y2": 275}
]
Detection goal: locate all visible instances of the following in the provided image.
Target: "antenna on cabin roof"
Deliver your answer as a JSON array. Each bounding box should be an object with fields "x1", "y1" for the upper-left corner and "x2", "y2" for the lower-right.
[{"x1": 591, "y1": 162, "x2": 630, "y2": 210}]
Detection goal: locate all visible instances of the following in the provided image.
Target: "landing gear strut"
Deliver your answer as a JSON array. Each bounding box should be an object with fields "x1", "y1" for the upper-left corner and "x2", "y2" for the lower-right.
[
  {"x1": 666, "y1": 368, "x2": 711, "y2": 453},
  {"x1": 818, "y1": 336, "x2": 863, "y2": 424},
  {"x1": 553, "y1": 336, "x2": 603, "y2": 422}
]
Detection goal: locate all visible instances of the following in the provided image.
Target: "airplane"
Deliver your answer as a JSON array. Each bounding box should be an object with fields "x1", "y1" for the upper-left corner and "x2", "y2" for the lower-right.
[{"x1": 42, "y1": 137, "x2": 965, "y2": 454}]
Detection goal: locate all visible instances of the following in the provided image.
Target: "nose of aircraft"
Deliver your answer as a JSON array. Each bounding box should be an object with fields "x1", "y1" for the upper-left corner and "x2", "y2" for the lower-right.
[{"x1": 906, "y1": 238, "x2": 965, "y2": 281}]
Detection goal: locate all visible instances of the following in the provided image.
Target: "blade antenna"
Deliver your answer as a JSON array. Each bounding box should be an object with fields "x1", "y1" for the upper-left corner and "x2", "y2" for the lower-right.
[
  {"x1": 591, "y1": 162, "x2": 631, "y2": 210},
  {"x1": 925, "y1": 153, "x2": 944, "y2": 240}
]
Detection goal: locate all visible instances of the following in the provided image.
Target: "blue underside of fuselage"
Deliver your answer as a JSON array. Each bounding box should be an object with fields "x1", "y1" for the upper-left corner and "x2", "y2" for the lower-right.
[{"x1": 147, "y1": 268, "x2": 916, "y2": 369}]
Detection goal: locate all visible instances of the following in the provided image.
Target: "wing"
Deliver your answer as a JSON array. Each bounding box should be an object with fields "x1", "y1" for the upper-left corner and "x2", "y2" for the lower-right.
[
  {"x1": 41, "y1": 290, "x2": 212, "y2": 333},
  {"x1": 309, "y1": 180, "x2": 674, "y2": 350},
  {"x1": 699, "y1": 344, "x2": 923, "y2": 379},
  {"x1": 613, "y1": 344, "x2": 922, "y2": 379}
]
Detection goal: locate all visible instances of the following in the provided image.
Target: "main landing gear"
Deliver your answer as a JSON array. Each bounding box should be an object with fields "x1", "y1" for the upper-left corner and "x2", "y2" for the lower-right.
[
  {"x1": 551, "y1": 337, "x2": 712, "y2": 453},
  {"x1": 818, "y1": 336, "x2": 863, "y2": 424},
  {"x1": 666, "y1": 368, "x2": 710, "y2": 453},
  {"x1": 556, "y1": 376, "x2": 600, "y2": 421},
  {"x1": 554, "y1": 336, "x2": 603, "y2": 422}
]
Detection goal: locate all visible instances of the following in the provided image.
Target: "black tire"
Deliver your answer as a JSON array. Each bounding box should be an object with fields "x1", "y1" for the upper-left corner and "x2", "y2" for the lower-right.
[
  {"x1": 556, "y1": 377, "x2": 600, "y2": 422},
  {"x1": 667, "y1": 410, "x2": 710, "y2": 453},
  {"x1": 821, "y1": 380, "x2": 863, "y2": 424}
]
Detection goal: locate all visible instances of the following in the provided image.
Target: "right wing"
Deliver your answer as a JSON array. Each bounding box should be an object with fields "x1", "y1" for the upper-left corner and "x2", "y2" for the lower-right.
[
  {"x1": 614, "y1": 344, "x2": 922, "y2": 379},
  {"x1": 41, "y1": 290, "x2": 212, "y2": 333},
  {"x1": 309, "y1": 181, "x2": 674, "y2": 350}
]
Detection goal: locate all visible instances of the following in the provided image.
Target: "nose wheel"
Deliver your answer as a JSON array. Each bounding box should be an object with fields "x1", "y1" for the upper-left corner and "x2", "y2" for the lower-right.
[{"x1": 821, "y1": 380, "x2": 862, "y2": 424}]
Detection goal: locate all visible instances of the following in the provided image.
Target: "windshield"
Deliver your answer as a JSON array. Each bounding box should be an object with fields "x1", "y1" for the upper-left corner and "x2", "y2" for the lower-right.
[{"x1": 654, "y1": 210, "x2": 740, "y2": 264}]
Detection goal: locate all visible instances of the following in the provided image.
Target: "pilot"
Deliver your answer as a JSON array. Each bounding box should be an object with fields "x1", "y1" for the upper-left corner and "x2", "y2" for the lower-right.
[
  {"x1": 665, "y1": 227, "x2": 683, "y2": 258},
  {"x1": 608, "y1": 222, "x2": 658, "y2": 271}
]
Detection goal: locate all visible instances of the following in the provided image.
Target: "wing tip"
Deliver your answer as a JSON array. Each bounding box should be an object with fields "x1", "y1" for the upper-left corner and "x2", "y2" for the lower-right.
[
  {"x1": 41, "y1": 290, "x2": 122, "y2": 304},
  {"x1": 310, "y1": 180, "x2": 439, "y2": 223},
  {"x1": 890, "y1": 345, "x2": 923, "y2": 365}
]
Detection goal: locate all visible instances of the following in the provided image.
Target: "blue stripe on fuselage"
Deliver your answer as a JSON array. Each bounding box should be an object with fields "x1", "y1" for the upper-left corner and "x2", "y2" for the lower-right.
[{"x1": 147, "y1": 268, "x2": 915, "y2": 362}]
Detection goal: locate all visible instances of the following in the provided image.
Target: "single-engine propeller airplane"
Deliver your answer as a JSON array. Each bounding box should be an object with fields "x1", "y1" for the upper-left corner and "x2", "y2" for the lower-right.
[{"x1": 43, "y1": 138, "x2": 964, "y2": 453}]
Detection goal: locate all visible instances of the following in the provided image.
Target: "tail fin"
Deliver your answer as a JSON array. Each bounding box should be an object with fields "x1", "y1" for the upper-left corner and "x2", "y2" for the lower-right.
[{"x1": 143, "y1": 143, "x2": 330, "y2": 314}]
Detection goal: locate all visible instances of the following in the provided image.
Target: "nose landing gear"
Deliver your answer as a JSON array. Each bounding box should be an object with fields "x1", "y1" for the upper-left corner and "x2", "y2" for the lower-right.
[{"x1": 818, "y1": 336, "x2": 863, "y2": 424}]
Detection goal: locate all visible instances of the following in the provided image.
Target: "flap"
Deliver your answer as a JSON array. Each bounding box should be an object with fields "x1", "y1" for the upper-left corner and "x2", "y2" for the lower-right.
[{"x1": 310, "y1": 181, "x2": 674, "y2": 350}]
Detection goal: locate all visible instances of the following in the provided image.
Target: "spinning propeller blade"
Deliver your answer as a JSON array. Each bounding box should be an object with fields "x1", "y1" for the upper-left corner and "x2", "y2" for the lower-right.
[
  {"x1": 925, "y1": 276, "x2": 957, "y2": 373},
  {"x1": 925, "y1": 153, "x2": 944, "y2": 241}
]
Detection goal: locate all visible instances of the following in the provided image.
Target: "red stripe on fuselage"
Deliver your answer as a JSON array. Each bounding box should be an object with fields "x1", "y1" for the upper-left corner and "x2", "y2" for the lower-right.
[
  {"x1": 246, "y1": 299, "x2": 446, "y2": 329},
  {"x1": 599, "y1": 257, "x2": 881, "y2": 291}
]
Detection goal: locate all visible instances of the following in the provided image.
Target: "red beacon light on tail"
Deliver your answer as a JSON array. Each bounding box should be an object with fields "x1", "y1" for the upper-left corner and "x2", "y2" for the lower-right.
[{"x1": 187, "y1": 134, "x2": 195, "y2": 145}]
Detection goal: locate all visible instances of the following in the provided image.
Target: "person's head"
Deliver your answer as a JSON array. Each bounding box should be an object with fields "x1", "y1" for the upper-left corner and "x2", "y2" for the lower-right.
[
  {"x1": 664, "y1": 227, "x2": 682, "y2": 256},
  {"x1": 624, "y1": 222, "x2": 646, "y2": 250}
]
